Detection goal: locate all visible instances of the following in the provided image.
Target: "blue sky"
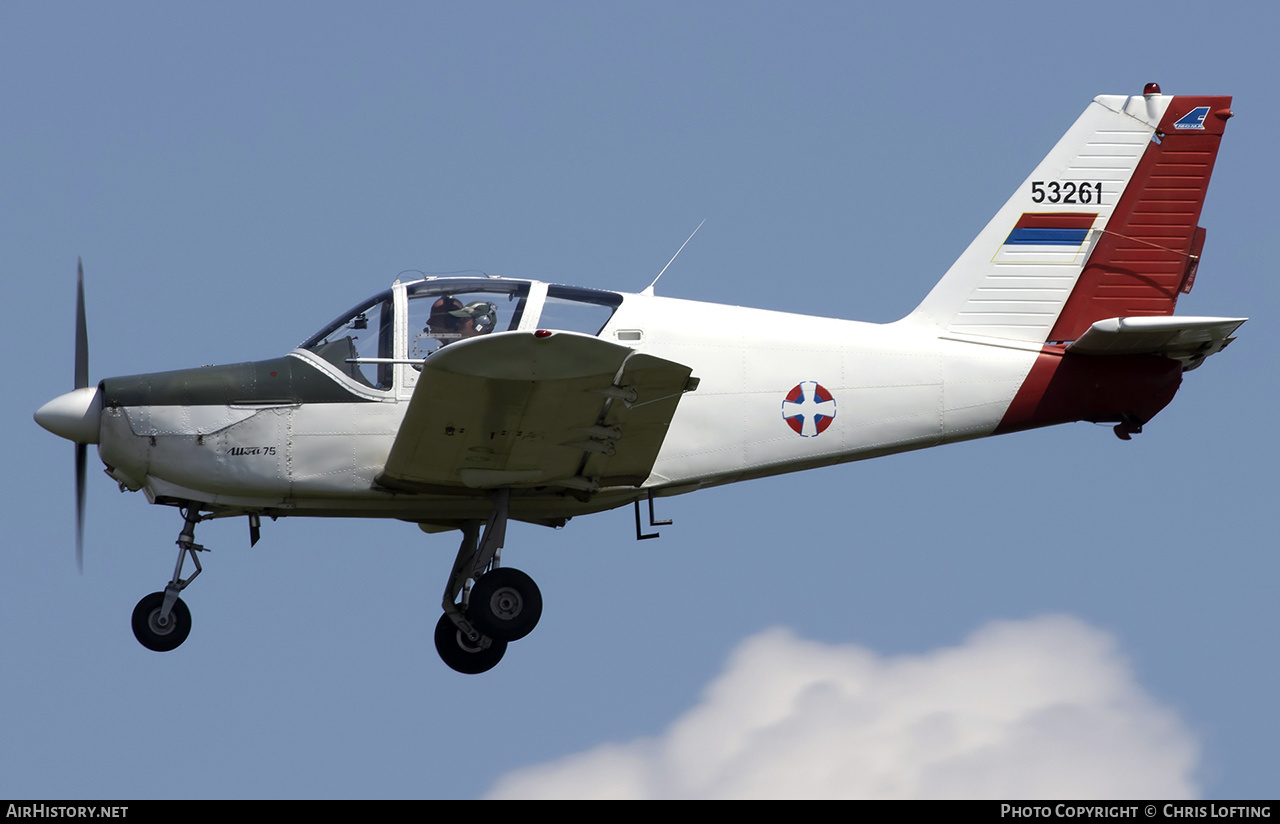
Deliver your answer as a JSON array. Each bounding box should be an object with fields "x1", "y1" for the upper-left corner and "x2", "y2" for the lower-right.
[{"x1": 3, "y1": 1, "x2": 1276, "y2": 799}]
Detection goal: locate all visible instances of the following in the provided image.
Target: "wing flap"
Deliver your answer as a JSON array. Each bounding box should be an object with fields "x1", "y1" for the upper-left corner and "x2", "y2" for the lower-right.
[
  {"x1": 377, "y1": 332, "x2": 693, "y2": 493},
  {"x1": 1067, "y1": 316, "x2": 1246, "y2": 370},
  {"x1": 583, "y1": 354, "x2": 695, "y2": 487}
]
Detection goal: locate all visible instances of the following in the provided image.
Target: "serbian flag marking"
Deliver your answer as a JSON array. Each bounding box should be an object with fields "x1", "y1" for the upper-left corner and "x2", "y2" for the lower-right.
[{"x1": 993, "y1": 212, "x2": 1098, "y2": 264}]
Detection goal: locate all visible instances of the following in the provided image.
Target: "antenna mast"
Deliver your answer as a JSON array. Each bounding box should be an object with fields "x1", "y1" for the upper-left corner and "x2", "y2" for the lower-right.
[{"x1": 642, "y1": 219, "x2": 705, "y2": 296}]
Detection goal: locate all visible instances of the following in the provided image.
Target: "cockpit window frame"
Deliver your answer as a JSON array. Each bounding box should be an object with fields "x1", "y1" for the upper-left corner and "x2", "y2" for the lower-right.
[
  {"x1": 299, "y1": 288, "x2": 394, "y2": 352},
  {"x1": 296, "y1": 278, "x2": 627, "y2": 399},
  {"x1": 540, "y1": 284, "x2": 624, "y2": 336},
  {"x1": 297, "y1": 288, "x2": 395, "y2": 391},
  {"x1": 404, "y1": 279, "x2": 533, "y2": 358},
  {"x1": 545, "y1": 284, "x2": 623, "y2": 308},
  {"x1": 403, "y1": 279, "x2": 530, "y2": 304}
]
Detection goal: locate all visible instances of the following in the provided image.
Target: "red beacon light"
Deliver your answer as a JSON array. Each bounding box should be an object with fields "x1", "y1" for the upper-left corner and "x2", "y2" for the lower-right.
[
  {"x1": 1144, "y1": 82, "x2": 1161, "y2": 95},
  {"x1": 534, "y1": 329, "x2": 552, "y2": 338}
]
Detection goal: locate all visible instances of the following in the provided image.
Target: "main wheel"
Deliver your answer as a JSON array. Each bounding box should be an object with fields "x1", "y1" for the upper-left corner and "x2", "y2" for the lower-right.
[
  {"x1": 131, "y1": 591, "x2": 191, "y2": 652},
  {"x1": 468, "y1": 567, "x2": 542, "y2": 642},
  {"x1": 434, "y1": 613, "x2": 507, "y2": 674}
]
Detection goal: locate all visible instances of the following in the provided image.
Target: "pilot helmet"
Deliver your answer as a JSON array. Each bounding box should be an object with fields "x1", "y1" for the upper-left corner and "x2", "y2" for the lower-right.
[
  {"x1": 428, "y1": 296, "x2": 464, "y2": 326},
  {"x1": 449, "y1": 301, "x2": 497, "y2": 334}
]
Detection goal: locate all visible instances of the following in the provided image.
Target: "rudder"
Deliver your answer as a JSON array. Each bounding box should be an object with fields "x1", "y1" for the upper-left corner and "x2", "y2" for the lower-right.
[{"x1": 1047, "y1": 93, "x2": 1232, "y2": 341}]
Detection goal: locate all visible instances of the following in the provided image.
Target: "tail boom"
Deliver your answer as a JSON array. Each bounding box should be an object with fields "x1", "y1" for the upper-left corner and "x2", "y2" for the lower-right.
[{"x1": 995, "y1": 349, "x2": 1182, "y2": 435}]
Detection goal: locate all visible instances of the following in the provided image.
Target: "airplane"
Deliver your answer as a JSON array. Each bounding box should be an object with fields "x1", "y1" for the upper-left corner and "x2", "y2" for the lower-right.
[{"x1": 35, "y1": 85, "x2": 1245, "y2": 674}]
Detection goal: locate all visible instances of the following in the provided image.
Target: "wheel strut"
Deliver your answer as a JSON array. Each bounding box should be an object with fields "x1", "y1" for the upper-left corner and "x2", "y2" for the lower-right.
[
  {"x1": 433, "y1": 489, "x2": 548, "y2": 673},
  {"x1": 434, "y1": 488, "x2": 543, "y2": 670},
  {"x1": 440, "y1": 489, "x2": 510, "y2": 642},
  {"x1": 158, "y1": 505, "x2": 206, "y2": 622},
  {"x1": 133, "y1": 504, "x2": 208, "y2": 652}
]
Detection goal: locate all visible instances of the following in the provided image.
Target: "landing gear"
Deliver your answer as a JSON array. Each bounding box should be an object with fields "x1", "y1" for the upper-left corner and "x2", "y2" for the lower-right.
[
  {"x1": 132, "y1": 591, "x2": 191, "y2": 651},
  {"x1": 434, "y1": 489, "x2": 544, "y2": 673},
  {"x1": 469, "y1": 567, "x2": 542, "y2": 642},
  {"x1": 434, "y1": 612, "x2": 508, "y2": 674},
  {"x1": 1113, "y1": 416, "x2": 1144, "y2": 440},
  {"x1": 132, "y1": 504, "x2": 206, "y2": 653}
]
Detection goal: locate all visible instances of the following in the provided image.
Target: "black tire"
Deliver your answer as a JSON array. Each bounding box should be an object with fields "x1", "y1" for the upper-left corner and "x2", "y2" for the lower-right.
[
  {"x1": 434, "y1": 613, "x2": 507, "y2": 674},
  {"x1": 131, "y1": 591, "x2": 191, "y2": 652},
  {"x1": 468, "y1": 567, "x2": 542, "y2": 642}
]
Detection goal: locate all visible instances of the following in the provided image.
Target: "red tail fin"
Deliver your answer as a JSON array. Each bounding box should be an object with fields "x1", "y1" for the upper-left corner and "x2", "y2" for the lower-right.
[{"x1": 1047, "y1": 96, "x2": 1233, "y2": 342}]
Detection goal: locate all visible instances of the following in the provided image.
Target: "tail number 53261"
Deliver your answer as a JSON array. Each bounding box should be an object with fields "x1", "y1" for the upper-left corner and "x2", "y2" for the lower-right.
[{"x1": 1030, "y1": 181, "x2": 1102, "y2": 204}]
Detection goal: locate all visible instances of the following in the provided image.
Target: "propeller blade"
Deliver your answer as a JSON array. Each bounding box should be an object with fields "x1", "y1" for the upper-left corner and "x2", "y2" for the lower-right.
[
  {"x1": 74, "y1": 258, "x2": 88, "y2": 572},
  {"x1": 75, "y1": 257, "x2": 88, "y2": 390}
]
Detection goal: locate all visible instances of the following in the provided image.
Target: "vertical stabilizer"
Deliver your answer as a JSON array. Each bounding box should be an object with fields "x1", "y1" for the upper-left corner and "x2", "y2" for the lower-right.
[{"x1": 907, "y1": 90, "x2": 1232, "y2": 344}]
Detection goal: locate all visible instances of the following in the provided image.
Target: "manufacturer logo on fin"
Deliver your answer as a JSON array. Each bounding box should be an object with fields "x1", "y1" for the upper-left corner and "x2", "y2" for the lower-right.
[{"x1": 1173, "y1": 106, "x2": 1210, "y2": 130}]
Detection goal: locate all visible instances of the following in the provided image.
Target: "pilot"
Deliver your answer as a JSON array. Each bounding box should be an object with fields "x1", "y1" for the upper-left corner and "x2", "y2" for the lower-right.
[
  {"x1": 450, "y1": 301, "x2": 498, "y2": 340},
  {"x1": 425, "y1": 296, "x2": 465, "y2": 342},
  {"x1": 425, "y1": 298, "x2": 497, "y2": 347}
]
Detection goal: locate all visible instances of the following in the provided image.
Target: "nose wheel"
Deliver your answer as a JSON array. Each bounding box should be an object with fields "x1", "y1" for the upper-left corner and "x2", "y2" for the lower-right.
[
  {"x1": 132, "y1": 591, "x2": 191, "y2": 652},
  {"x1": 131, "y1": 504, "x2": 205, "y2": 652}
]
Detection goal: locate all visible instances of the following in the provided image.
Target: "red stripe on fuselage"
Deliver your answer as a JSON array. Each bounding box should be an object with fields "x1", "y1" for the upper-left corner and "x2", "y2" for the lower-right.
[{"x1": 996, "y1": 348, "x2": 1183, "y2": 434}]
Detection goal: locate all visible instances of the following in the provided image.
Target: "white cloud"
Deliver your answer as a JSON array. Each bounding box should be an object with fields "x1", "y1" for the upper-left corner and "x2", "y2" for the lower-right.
[{"x1": 487, "y1": 615, "x2": 1199, "y2": 799}]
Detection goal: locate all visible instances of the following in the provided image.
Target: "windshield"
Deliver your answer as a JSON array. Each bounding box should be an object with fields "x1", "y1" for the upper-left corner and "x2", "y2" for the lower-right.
[
  {"x1": 299, "y1": 290, "x2": 394, "y2": 390},
  {"x1": 406, "y1": 280, "x2": 530, "y2": 358},
  {"x1": 297, "y1": 279, "x2": 622, "y2": 391}
]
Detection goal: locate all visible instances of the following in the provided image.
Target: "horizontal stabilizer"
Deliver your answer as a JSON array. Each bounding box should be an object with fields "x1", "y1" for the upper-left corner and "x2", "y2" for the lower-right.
[{"x1": 1066, "y1": 316, "x2": 1246, "y2": 370}]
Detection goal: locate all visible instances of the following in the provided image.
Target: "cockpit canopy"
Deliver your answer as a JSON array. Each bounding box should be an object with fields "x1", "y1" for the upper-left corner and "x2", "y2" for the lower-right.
[{"x1": 299, "y1": 278, "x2": 622, "y2": 391}]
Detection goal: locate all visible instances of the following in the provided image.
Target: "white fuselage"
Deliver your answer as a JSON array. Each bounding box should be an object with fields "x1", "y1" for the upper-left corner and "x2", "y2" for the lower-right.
[
  {"x1": 95, "y1": 281, "x2": 1039, "y2": 526},
  {"x1": 72, "y1": 93, "x2": 1241, "y2": 529}
]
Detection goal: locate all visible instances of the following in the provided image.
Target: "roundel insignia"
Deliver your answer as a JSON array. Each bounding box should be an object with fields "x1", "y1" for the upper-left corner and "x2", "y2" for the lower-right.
[{"x1": 782, "y1": 381, "x2": 836, "y2": 437}]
